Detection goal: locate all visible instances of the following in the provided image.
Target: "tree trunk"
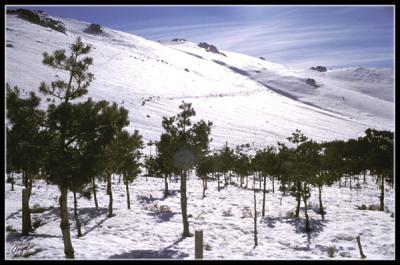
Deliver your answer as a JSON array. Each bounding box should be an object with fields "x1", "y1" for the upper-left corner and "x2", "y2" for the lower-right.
[
  {"x1": 272, "y1": 175, "x2": 275, "y2": 194},
  {"x1": 107, "y1": 173, "x2": 113, "y2": 217},
  {"x1": 224, "y1": 172, "x2": 228, "y2": 186},
  {"x1": 217, "y1": 174, "x2": 220, "y2": 192},
  {"x1": 230, "y1": 172, "x2": 232, "y2": 185},
  {"x1": 27, "y1": 173, "x2": 33, "y2": 199},
  {"x1": 125, "y1": 180, "x2": 131, "y2": 209},
  {"x1": 202, "y1": 177, "x2": 206, "y2": 199},
  {"x1": 302, "y1": 186, "x2": 310, "y2": 233},
  {"x1": 164, "y1": 174, "x2": 168, "y2": 198},
  {"x1": 349, "y1": 174, "x2": 352, "y2": 190},
  {"x1": 22, "y1": 189, "x2": 31, "y2": 235},
  {"x1": 253, "y1": 177, "x2": 258, "y2": 247},
  {"x1": 92, "y1": 177, "x2": 98, "y2": 209},
  {"x1": 245, "y1": 175, "x2": 248, "y2": 189},
  {"x1": 72, "y1": 190, "x2": 82, "y2": 237},
  {"x1": 259, "y1": 172, "x2": 262, "y2": 190},
  {"x1": 380, "y1": 174, "x2": 385, "y2": 211},
  {"x1": 318, "y1": 184, "x2": 324, "y2": 220},
  {"x1": 59, "y1": 187, "x2": 74, "y2": 259},
  {"x1": 164, "y1": 174, "x2": 169, "y2": 198},
  {"x1": 11, "y1": 172, "x2": 14, "y2": 191},
  {"x1": 23, "y1": 171, "x2": 28, "y2": 189},
  {"x1": 118, "y1": 174, "x2": 121, "y2": 184},
  {"x1": 180, "y1": 170, "x2": 191, "y2": 237},
  {"x1": 295, "y1": 181, "x2": 301, "y2": 218},
  {"x1": 262, "y1": 174, "x2": 267, "y2": 217},
  {"x1": 22, "y1": 172, "x2": 33, "y2": 232},
  {"x1": 363, "y1": 172, "x2": 366, "y2": 184}
]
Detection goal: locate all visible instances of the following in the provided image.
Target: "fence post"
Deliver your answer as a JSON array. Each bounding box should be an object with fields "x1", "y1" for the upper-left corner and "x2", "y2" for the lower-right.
[
  {"x1": 195, "y1": 230, "x2": 203, "y2": 259},
  {"x1": 356, "y1": 235, "x2": 366, "y2": 259}
]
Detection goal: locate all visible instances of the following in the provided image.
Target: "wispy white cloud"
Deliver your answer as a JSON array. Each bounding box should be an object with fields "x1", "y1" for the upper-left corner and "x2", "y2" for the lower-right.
[{"x1": 118, "y1": 7, "x2": 394, "y2": 68}]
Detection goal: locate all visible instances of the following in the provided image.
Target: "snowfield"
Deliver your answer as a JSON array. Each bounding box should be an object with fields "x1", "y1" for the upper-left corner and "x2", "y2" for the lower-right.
[
  {"x1": 5, "y1": 174, "x2": 395, "y2": 259},
  {"x1": 5, "y1": 11, "x2": 395, "y2": 260}
]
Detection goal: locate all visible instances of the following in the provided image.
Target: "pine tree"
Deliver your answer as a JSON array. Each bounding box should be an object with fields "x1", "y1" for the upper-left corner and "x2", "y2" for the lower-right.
[
  {"x1": 361, "y1": 129, "x2": 393, "y2": 210},
  {"x1": 287, "y1": 129, "x2": 308, "y2": 218},
  {"x1": 253, "y1": 146, "x2": 277, "y2": 217},
  {"x1": 196, "y1": 154, "x2": 213, "y2": 198},
  {"x1": 160, "y1": 101, "x2": 212, "y2": 237},
  {"x1": 115, "y1": 130, "x2": 144, "y2": 209},
  {"x1": 94, "y1": 103, "x2": 130, "y2": 218},
  {"x1": 296, "y1": 140, "x2": 320, "y2": 233},
  {"x1": 6, "y1": 84, "x2": 46, "y2": 235},
  {"x1": 156, "y1": 132, "x2": 177, "y2": 198},
  {"x1": 38, "y1": 37, "x2": 98, "y2": 258}
]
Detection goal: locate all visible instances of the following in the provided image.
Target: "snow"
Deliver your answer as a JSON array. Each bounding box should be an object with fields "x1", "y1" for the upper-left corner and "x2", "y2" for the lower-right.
[
  {"x1": 5, "y1": 12, "x2": 395, "y2": 260},
  {"x1": 5, "y1": 175, "x2": 395, "y2": 259},
  {"x1": 5, "y1": 13, "x2": 394, "y2": 152}
]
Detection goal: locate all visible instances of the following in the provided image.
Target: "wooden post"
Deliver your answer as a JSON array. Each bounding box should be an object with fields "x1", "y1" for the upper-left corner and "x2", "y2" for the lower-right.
[
  {"x1": 195, "y1": 230, "x2": 203, "y2": 259},
  {"x1": 356, "y1": 235, "x2": 366, "y2": 259}
]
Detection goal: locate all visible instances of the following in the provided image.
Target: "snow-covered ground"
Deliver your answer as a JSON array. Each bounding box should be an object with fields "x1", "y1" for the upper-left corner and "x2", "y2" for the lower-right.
[
  {"x1": 5, "y1": 13, "x2": 394, "y2": 151},
  {"x1": 5, "y1": 174, "x2": 395, "y2": 259}
]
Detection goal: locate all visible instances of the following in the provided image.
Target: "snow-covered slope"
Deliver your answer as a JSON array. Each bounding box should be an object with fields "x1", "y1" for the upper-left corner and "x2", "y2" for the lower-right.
[{"x1": 5, "y1": 13, "x2": 394, "y2": 151}]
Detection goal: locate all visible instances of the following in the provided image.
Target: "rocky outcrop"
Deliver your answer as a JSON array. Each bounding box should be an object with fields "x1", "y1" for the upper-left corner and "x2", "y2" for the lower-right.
[
  {"x1": 171, "y1": 38, "x2": 187, "y2": 42},
  {"x1": 84, "y1": 23, "x2": 104, "y2": 35},
  {"x1": 259, "y1": 57, "x2": 266, "y2": 60},
  {"x1": 198, "y1": 42, "x2": 226, "y2": 56},
  {"x1": 305, "y1": 78, "x2": 320, "y2": 88},
  {"x1": 310, "y1": 66, "x2": 327, "y2": 72},
  {"x1": 7, "y1": 8, "x2": 66, "y2": 34}
]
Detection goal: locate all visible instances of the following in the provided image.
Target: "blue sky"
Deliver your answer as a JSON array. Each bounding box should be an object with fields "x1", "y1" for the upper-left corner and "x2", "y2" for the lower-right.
[{"x1": 12, "y1": 5, "x2": 394, "y2": 68}]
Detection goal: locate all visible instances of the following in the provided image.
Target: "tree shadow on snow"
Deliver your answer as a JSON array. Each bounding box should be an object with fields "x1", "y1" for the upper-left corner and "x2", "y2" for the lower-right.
[
  {"x1": 6, "y1": 231, "x2": 61, "y2": 246},
  {"x1": 109, "y1": 249, "x2": 189, "y2": 259},
  {"x1": 261, "y1": 215, "x2": 326, "y2": 236},
  {"x1": 147, "y1": 211, "x2": 176, "y2": 223},
  {"x1": 6, "y1": 209, "x2": 22, "y2": 220},
  {"x1": 78, "y1": 208, "x2": 109, "y2": 237},
  {"x1": 286, "y1": 217, "x2": 326, "y2": 236},
  {"x1": 78, "y1": 207, "x2": 108, "y2": 226},
  {"x1": 109, "y1": 237, "x2": 188, "y2": 259}
]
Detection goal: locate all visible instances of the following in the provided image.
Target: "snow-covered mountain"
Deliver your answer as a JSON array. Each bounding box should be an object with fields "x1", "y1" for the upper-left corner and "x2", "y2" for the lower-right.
[
  {"x1": 5, "y1": 11, "x2": 395, "y2": 260},
  {"x1": 5, "y1": 12, "x2": 394, "y2": 151}
]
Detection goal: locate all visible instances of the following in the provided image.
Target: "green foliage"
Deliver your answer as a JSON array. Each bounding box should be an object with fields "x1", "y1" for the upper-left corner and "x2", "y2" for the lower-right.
[
  {"x1": 158, "y1": 101, "x2": 213, "y2": 172},
  {"x1": 6, "y1": 84, "x2": 46, "y2": 178},
  {"x1": 114, "y1": 130, "x2": 144, "y2": 183},
  {"x1": 40, "y1": 37, "x2": 93, "y2": 103},
  {"x1": 233, "y1": 145, "x2": 251, "y2": 178}
]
